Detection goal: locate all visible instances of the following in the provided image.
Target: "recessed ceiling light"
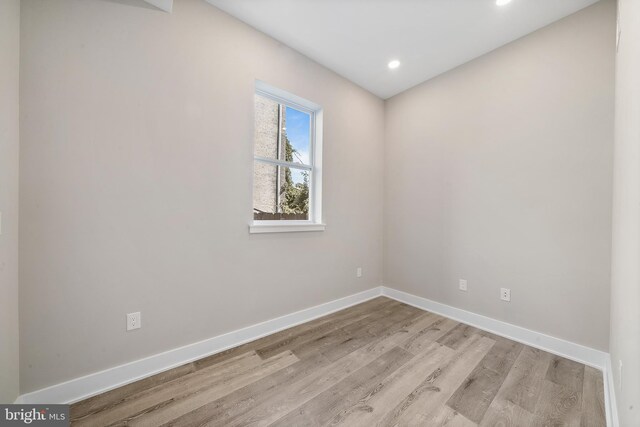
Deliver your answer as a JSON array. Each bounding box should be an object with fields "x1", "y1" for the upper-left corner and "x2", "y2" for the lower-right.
[
  {"x1": 496, "y1": 0, "x2": 512, "y2": 5},
  {"x1": 388, "y1": 60, "x2": 400, "y2": 69}
]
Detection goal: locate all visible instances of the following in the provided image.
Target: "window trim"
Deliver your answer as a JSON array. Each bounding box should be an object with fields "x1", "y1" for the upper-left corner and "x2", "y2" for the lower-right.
[{"x1": 250, "y1": 81, "x2": 324, "y2": 234}]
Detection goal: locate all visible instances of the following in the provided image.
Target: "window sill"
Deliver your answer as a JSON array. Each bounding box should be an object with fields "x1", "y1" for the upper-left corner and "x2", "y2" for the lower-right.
[{"x1": 248, "y1": 223, "x2": 326, "y2": 234}]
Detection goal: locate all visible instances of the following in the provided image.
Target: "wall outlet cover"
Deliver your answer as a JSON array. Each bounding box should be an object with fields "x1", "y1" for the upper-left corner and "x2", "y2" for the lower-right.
[{"x1": 127, "y1": 312, "x2": 141, "y2": 331}]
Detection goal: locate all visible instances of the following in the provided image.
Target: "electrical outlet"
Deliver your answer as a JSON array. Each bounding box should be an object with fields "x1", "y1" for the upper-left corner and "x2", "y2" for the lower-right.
[
  {"x1": 356, "y1": 267, "x2": 362, "y2": 278},
  {"x1": 127, "y1": 312, "x2": 141, "y2": 331},
  {"x1": 500, "y1": 288, "x2": 511, "y2": 302},
  {"x1": 459, "y1": 279, "x2": 468, "y2": 292}
]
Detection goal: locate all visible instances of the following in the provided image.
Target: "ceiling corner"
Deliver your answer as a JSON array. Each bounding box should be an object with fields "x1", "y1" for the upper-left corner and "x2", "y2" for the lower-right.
[{"x1": 143, "y1": 0, "x2": 173, "y2": 13}]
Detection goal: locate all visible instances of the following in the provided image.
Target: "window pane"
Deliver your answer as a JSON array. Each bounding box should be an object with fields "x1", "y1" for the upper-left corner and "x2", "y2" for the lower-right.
[
  {"x1": 283, "y1": 106, "x2": 311, "y2": 165},
  {"x1": 253, "y1": 161, "x2": 310, "y2": 221},
  {"x1": 254, "y1": 94, "x2": 311, "y2": 165},
  {"x1": 254, "y1": 94, "x2": 281, "y2": 160}
]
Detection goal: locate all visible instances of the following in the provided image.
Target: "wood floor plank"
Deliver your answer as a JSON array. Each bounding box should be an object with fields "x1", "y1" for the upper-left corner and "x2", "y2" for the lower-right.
[
  {"x1": 545, "y1": 355, "x2": 585, "y2": 392},
  {"x1": 376, "y1": 335, "x2": 496, "y2": 427},
  {"x1": 429, "y1": 406, "x2": 477, "y2": 427},
  {"x1": 269, "y1": 346, "x2": 414, "y2": 426},
  {"x1": 581, "y1": 366, "x2": 605, "y2": 427},
  {"x1": 162, "y1": 311, "x2": 426, "y2": 427},
  {"x1": 493, "y1": 346, "x2": 551, "y2": 414},
  {"x1": 388, "y1": 310, "x2": 441, "y2": 343},
  {"x1": 320, "y1": 306, "x2": 427, "y2": 363},
  {"x1": 69, "y1": 299, "x2": 606, "y2": 427},
  {"x1": 194, "y1": 297, "x2": 395, "y2": 371},
  {"x1": 288, "y1": 301, "x2": 405, "y2": 361},
  {"x1": 531, "y1": 379, "x2": 582, "y2": 426},
  {"x1": 324, "y1": 342, "x2": 454, "y2": 426},
  {"x1": 227, "y1": 313, "x2": 435, "y2": 426},
  {"x1": 161, "y1": 353, "x2": 331, "y2": 427},
  {"x1": 399, "y1": 316, "x2": 460, "y2": 355},
  {"x1": 255, "y1": 298, "x2": 398, "y2": 359},
  {"x1": 70, "y1": 363, "x2": 197, "y2": 421},
  {"x1": 476, "y1": 346, "x2": 549, "y2": 427},
  {"x1": 127, "y1": 351, "x2": 299, "y2": 427},
  {"x1": 72, "y1": 351, "x2": 264, "y2": 426},
  {"x1": 437, "y1": 324, "x2": 483, "y2": 350},
  {"x1": 446, "y1": 338, "x2": 523, "y2": 423},
  {"x1": 479, "y1": 397, "x2": 534, "y2": 427},
  {"x1": 291, "y1": 302, "x2": 420, "y2": 362},
  {"x1": 254, "y1": 311, "x2": 370, "y2": 360}
]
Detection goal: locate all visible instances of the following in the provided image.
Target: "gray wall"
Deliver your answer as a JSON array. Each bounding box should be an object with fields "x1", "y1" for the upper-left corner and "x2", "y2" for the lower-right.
[
  {"x1": 19, "y1": 0, "x2": 384, "y2": 393},
  {"x1": 610, "y1": 0, "x2": 640, "y2": 423},
  {"x1": 0, "y1": 0, "x2": 21, "y2": 404},
  {"x1": 384, "y1": 0, "x2": 615, "y2": 351}
]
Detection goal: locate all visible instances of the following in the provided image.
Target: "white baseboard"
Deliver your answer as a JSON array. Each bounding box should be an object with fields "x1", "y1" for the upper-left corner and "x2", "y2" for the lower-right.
[
  {"x1": 381, "y1": 287, "x2": 608, "y2": 370},
  {"x1": 604, "y1": 355, "x2": 620, "y2": 427},
  {"x1": 17, "y1": 287, "x2": 382, "y2": 405}
]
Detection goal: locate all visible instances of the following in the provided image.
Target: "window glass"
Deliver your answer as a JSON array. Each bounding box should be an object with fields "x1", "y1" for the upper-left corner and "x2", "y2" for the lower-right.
[
  {"x1": 283, "y1": 106, "x2": 311, "y2": 166},
  {"x1": 253, "y1": 163, "x2": 310, "y2": 221}
]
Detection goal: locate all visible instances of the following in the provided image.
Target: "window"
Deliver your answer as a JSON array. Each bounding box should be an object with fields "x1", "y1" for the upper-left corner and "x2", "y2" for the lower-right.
[{"x1": 250, "y1": 81, "x2": 324, "y2": 233}]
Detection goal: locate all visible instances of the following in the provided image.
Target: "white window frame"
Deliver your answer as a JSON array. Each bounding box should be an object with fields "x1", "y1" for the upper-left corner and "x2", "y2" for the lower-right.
[{"x1": 249, "y1": 81, "x2": 324, "y2": 234}]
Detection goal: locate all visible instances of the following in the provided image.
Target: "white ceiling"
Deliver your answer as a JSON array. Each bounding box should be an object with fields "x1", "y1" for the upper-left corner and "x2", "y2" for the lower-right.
[{"x1": 206, "y1": 0, "x2": 601, "y2": 99}]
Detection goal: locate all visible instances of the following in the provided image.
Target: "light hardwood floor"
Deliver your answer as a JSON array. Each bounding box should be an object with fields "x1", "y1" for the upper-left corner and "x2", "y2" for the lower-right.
[{"x1": 70, "y1": 297, "x2": 605, "y2": 426}]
